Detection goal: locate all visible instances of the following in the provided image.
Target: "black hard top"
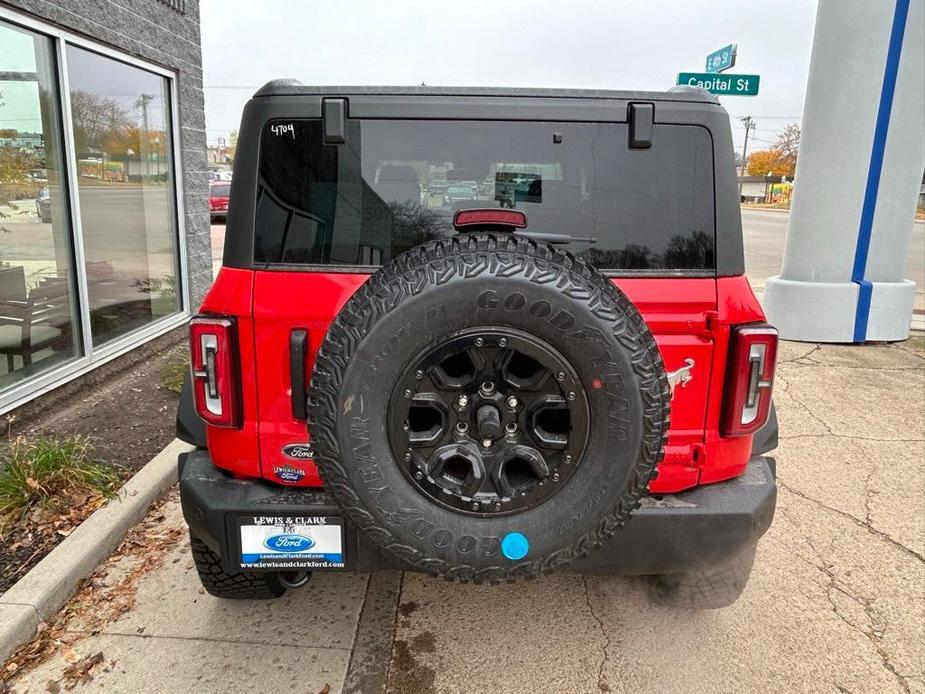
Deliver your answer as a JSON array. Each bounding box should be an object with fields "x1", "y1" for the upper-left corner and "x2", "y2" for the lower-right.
[
  {"x1": 254, "y1": 79, "x2": 720, "y2": 104},
  {"x1": 222, "y1": 79, "x2": 744, "y2": 276}
]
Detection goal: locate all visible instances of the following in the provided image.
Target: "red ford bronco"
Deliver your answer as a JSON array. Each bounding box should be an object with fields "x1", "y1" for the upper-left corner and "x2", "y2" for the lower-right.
[{"x1": 176, "y1": 82, "x2": 779, "y2": 609}]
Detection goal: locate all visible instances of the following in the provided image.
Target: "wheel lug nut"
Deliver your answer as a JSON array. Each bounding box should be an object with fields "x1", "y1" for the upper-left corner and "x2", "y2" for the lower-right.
[
  {"x1": 498, "y1": 337, "x2": 507, "y2": 347},
  {"x1": 414, "y1": 471, "x2": 423, "y2": 480},
  {"x1": 475, "y1": 337, "x2": 484, "y2": 347},
  {"x1": 567, "y1": 391, "x2": 576, "y2": 401},
  {"x1": 415, "y1": 369, "x2": 424, "y2": 379},
  {"x1": 404, "y1": 452, "x2": 413, "y2": 462},
  {"x1": 457, "y1": 395, "x2": 469, "y2": 408},
  {"x1": 505, "y1": 422, "x2": 517, "y2": 434},
  {"x1": 482, "y1": 438, "x2": 492, "y2": 448},
  {"x1": 506, "y1": 396, "x2": 518, "y2": 409},
  {"x1": 553, "y1": 472, "x2": 560, "y2": 482},
  {"x1": 472, "y1": 501, "x2": 480, "y2": 510},
  {"x1": 564, "y1": 454, "x2": 572, "y2": 464},
  {"x1": 494, "y1": 502, "x2": 502, "y2": 510},
  {"x1": 556, "y1": 371, "x2": 566, "y2": 381},
  {"x1": 456, "y1": 421, "x2": 469, "y2": 434},
  {"x1": 403, "y1": 388, "x2": 413, "y2": 398}
]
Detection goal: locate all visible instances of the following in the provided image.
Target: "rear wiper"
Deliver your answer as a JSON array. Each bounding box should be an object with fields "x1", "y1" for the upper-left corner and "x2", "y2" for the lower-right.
[{"x1": 513, "y1": 231, "x2": 597, "y2": 245}]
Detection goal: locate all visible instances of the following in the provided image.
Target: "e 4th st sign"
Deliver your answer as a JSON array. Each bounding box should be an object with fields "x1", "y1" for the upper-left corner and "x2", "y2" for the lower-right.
[{"x1": 677, "y1": 72, "x2": 760, "y2": 96}]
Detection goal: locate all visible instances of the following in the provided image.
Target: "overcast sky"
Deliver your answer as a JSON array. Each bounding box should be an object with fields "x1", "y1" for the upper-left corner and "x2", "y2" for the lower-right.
[{"x1": 200, "y1": 0, "x2": 819, "y2": 155}]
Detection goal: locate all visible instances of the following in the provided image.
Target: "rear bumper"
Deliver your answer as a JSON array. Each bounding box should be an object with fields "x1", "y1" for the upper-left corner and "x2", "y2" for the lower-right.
[{"x1": 179, "y1": 450, "x2": 776, "y2": 576}]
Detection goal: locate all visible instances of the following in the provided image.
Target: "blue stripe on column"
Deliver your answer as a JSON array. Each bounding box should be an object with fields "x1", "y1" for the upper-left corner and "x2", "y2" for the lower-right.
[{"x1": 851, "y1": 0, "x2": 911, "y2": 342}]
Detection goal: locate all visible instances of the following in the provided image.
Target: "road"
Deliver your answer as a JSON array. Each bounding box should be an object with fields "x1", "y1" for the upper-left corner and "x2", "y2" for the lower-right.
[{"x1": 741, "y1": 208, "x2": 925, "y2": 312}]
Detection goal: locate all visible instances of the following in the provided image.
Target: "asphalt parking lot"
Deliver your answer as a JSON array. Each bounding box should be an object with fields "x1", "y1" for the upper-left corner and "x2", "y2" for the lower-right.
[{"x1": 8, "y1": 210, "x2": 924, "y2": 693}]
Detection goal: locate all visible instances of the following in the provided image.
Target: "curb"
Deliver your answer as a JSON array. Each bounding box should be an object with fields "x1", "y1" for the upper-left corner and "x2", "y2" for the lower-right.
[{"x1": 0, "y1": 438, "x2": 193, "y2": 663}]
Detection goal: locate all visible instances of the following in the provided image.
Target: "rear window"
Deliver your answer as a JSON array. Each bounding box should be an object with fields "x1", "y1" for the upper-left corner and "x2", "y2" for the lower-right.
[
  {"x1": 211, "y1": 183, "x2": 230, "y2": 197},
  {"x1": 255, "y1": 119, "x2": 715, "y2": 271}
]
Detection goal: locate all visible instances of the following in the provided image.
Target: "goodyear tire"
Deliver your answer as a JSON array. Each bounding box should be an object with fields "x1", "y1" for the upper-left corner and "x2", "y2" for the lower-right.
[
  {"x1": 309, "y1": 234, "x2": 670, "y2": 582},
  {"x1": 190, "y1": 534, "x2": 287, "y2": 599},
  {"x1": 647, "y1": 540, "x2": 758, "y2": 609}
]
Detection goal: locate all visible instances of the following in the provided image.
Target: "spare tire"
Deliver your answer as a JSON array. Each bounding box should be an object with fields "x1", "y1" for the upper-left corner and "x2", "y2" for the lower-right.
[{"x1": 309, "y1": 234, "x2": 669, "y2": 582}]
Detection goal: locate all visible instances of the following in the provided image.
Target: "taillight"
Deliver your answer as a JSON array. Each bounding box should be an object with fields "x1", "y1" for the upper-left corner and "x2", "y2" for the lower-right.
[
  {"x1": 721, "y1": 324, "x2": 778, "y2": 437},
  {"x1": 189, "y1": 315, "x2": 242, "y2": 428}
]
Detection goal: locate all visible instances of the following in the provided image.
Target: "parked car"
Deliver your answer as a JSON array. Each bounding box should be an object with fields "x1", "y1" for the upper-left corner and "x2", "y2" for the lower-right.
[
  {"x1": 208, "y1": 181, "x2": 230, "y2": 220},
  {"x1": 176, "y1": 83, "x2": 778, "y2": 609},
  {"x1": 35, "y1": 186, "x2": 51, "y2": 223},
  {"x1": 444, "y1": 181, "x2": 479, "y2": 204}
]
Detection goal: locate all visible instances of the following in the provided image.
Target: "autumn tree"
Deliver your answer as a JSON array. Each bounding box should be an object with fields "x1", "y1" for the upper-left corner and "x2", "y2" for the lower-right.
[
  {"x1": 69, "y1": 89, "x2": 130, "y2": 154},
  {"x1": 772, "y1": 123, "x2": 800, "y2": 175},
  {"x1": 746, "y1": 123, "x2": 800, "y2": 177}
]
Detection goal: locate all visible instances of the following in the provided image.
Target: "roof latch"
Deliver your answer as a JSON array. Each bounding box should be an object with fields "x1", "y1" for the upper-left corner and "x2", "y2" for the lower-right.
[
  {"x1": 323, "y1": 98, "x2": 347, "y2": 144},
  {"x1": 628, "y1": 102, "x2": 654, "y2": 149}
]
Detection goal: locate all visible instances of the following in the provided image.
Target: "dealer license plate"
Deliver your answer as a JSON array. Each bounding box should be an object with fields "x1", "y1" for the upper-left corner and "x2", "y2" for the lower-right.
[{"x1": 237, "y1": 515, "x2": 345, "y2": 570}]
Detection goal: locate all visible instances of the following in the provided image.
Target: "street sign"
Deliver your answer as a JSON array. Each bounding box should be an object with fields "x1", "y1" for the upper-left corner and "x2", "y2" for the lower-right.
[
  {"x1": 677, "y1": 72, "x2": 760, "y2": 96},
  {"x1": 705, "y1": 44, "x2": 737, "y2": 73}
]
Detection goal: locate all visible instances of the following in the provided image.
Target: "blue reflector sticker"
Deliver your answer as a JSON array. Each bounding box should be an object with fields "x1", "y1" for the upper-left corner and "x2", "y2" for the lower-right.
[{"x1": 501, "y1": 532, "x2": 529, "y2": 561}]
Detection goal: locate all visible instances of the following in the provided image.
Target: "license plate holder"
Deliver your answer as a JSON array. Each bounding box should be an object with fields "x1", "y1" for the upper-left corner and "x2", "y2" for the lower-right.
[{"x1": 237, "y1": 515, "x2": 345, "y2": 570}]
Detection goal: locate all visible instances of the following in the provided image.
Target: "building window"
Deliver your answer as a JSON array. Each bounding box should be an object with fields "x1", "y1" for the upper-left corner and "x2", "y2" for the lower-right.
[
  {"x1": 0, "y1": 21, "x2": 82, "y2": 390},
  {"x1": 0, "y1": 12, "x2": 187, "y2": 411},
  {"x1": 66, "y1": 46, "x2": 181, "y2": 346}
]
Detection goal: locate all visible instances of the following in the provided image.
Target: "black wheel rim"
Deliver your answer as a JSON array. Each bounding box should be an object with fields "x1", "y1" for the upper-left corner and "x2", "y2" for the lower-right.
[{"x1": 388, "y1": 328, "x2": 590, "y2": 516}]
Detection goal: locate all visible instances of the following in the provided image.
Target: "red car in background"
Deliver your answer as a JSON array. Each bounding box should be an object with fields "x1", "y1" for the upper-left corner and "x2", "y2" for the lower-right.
[{"x1": 209, "y1": 181, "x2": 230, "y2": 220}]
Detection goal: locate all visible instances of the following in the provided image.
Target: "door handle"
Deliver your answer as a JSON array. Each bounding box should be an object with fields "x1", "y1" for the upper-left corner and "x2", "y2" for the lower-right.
[{"x1": 290, "y1": 329, "x2": 309, "y2": 420}]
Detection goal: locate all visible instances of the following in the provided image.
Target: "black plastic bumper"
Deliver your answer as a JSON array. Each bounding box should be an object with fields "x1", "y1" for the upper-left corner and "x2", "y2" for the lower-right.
[{"x1": 178, "y1": 450, "x2": 776, "y2": 576}]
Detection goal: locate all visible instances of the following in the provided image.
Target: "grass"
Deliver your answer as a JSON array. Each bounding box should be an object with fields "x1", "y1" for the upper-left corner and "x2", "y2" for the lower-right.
[
  {"x1": 160, "y1": 344, "x2": 190, "y2": 394},
  {"x1": 0, "y1": 435, "x2": 121, "y2": 532}
]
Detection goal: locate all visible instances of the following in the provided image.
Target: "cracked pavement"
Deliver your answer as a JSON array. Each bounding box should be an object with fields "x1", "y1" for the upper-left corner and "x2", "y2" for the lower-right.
[
  {"x1": 386, "y1": 337, "x2": 925, "y2": 694},
  {"x1": 7, "y1": 338, "x2": 924, "y2": 694}
]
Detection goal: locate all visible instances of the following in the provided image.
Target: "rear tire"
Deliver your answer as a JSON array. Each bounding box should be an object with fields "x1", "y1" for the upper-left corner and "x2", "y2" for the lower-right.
[
  {"x1": 190, "y1": 534, "x2": 287, "y2": 600},
  {"x1": 646, "y1": 541, "x2": 757, "y2": 609}
]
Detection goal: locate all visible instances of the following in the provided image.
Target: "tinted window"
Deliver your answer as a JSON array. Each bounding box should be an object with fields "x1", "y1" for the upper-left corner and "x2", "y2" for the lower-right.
[
  {"x1": 256, "y1": 119, "x2": 714, "y2": 271},
  {"x1": 211, "y1": 183, "x2": 230, "y2": 197}
]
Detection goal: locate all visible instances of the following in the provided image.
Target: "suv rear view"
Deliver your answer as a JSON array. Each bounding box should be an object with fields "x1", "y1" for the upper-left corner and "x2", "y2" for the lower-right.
[{"x1": 176, "y1": 82, "x2": 778, "y2": 608}]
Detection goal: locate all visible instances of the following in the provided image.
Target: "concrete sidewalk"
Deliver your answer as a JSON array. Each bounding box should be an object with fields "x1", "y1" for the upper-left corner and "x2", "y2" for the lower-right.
[{"x1": 6, "y1": 338, "x2": 924, "y2": 693}]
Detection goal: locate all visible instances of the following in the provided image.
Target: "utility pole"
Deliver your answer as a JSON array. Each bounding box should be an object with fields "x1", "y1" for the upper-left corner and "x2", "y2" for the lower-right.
[
  {"x1": 738, "y1": 115, "x2": 756, "y2": 199},
  {"x1": 135, "y1": 93, "x2": 154, "y2": 179}
]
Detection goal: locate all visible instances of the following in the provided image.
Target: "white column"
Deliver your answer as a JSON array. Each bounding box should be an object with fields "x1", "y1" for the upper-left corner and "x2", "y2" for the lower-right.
[{"x1": 762, "y1": 0, "x2": 924, "y2": 342}]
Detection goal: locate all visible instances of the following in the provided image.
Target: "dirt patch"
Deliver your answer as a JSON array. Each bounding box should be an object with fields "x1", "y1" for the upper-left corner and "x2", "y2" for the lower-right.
[
  {"x1": 0, "y1": 343, "x2": 185, "y2": 594},
  {"x1": 398, "y1": 600, "x2": 419, "y2": 617},
  {"x1": 410, "y1": 631, "x2": 436, "y2": 654},
  {"x1": 2, "y1": 490, "x2": 184, "y2": 691},
  {"x1": 388, "y1": 639, "x2": 436, "y2": 694}
]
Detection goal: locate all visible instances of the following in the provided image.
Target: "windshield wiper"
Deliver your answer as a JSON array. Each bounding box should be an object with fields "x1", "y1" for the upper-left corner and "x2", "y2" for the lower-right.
[{"x1": 513, "y1": 231, "x2": 597, "y2": 245}]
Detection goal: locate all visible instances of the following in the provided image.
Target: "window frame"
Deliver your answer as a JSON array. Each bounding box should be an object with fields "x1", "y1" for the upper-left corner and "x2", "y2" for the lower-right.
[{"x1": 0, "y1": 7, "x2": 191, "y2": 414}]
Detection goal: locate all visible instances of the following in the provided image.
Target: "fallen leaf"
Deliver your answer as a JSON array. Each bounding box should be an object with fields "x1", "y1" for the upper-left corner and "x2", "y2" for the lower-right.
[{"x1": 61, "y1": 648, "x2": 80, "y2": 664}]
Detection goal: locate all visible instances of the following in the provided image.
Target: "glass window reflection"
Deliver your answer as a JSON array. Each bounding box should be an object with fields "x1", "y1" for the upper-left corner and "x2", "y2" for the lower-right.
[
  {"x1": 0, "y1": 20, "x2": 82, "y2": 389},
  {"x1": 66, "y1": 45, "x2": 180, "y2": 346}
]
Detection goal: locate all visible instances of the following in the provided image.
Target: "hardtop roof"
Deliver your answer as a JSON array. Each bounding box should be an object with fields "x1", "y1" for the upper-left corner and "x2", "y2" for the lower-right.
[{"x1": 253, "y1": 79, "x2": 719, "y2": 104}]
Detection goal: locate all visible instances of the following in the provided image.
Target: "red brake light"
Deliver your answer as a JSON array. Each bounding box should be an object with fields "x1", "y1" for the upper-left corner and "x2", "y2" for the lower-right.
[
  {"x1": 453, "y1": 208, "x2": 527, "y2": 230},
  {"x1": 189, "y1": 316, "x2": 242, "y2": 428},
  {"x1": 721, "y1": 324, "x2": 778, "y2": 437}
]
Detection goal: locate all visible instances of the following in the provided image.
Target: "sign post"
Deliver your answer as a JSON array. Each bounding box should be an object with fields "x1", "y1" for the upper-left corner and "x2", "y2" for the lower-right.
[
  {"x1": 705, "y1": 44, "x2": 737, "y2": 73},
  {"x1": 676, "y1": 72, "x2": 760, "y2": 96}
]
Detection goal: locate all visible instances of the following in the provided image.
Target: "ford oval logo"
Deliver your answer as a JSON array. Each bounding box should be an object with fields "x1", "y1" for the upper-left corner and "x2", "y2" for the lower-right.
[
  {"x1": 264, "y1": 534, "x2": 314, "y2": 552},
  {"x1": 282, "y1": 444, "x2": 314, "y2": 460}
]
